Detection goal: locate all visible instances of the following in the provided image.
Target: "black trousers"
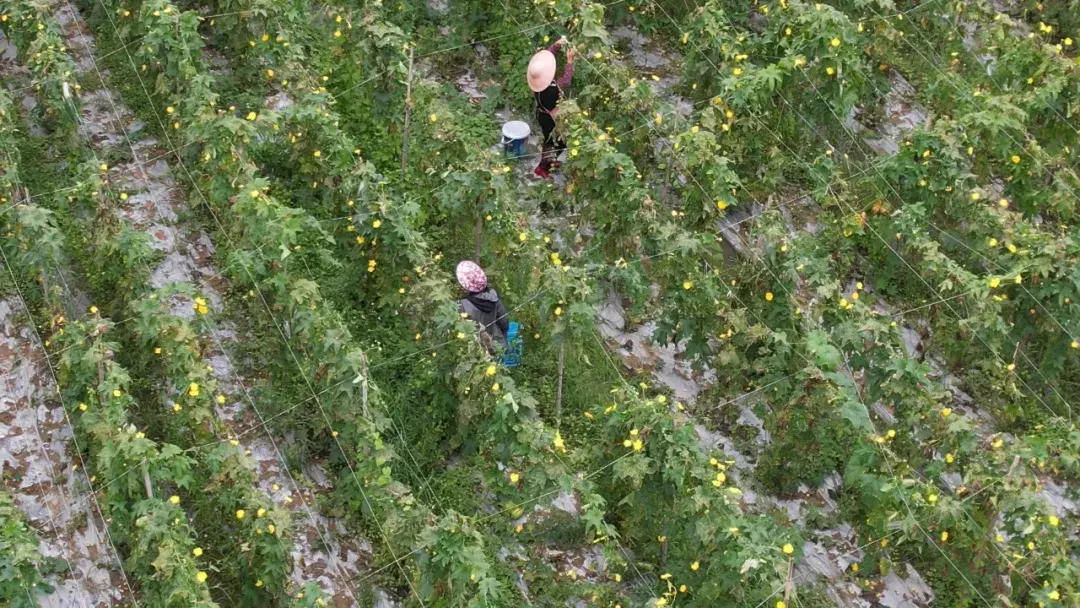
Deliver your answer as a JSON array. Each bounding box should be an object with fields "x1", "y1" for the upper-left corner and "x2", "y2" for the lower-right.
[{"x1": 537, "y1": 112, "x2": 565, "y2": 169}]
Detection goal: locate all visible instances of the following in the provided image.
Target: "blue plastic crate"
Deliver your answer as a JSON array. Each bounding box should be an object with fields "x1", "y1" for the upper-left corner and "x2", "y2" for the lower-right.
[{"x1": 502, "y1": 321, "x2": 523, "y2": 367}]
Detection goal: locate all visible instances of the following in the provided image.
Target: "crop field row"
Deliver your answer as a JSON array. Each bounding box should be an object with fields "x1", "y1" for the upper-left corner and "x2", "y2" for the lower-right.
[{"x1": 1, "y1": 0, "x2": 1077, "y2": 606}]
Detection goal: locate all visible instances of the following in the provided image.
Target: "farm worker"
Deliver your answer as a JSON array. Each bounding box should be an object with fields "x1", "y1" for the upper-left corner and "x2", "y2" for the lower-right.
[
  {"x1": 527, "y1": 36, "x2": 576, "y2": 179},
  {"x1": 456, "y1": 260, "x2": 510, "y2": 352}
]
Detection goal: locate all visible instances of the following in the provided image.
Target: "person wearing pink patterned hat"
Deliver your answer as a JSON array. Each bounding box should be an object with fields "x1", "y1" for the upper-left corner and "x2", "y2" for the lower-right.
[{"x1": 457, "y1": 260, "x2": 509, "y2": 350}]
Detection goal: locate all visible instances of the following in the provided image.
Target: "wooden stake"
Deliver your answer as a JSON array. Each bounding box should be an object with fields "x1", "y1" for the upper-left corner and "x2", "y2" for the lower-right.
[
  {"x1": 360, "y1": 352, "x2": 369, "y2": 419},
  {"x1": 400, "y1": 46, "x2": 415, "y2": 179},
  {"x1": 473, "y1": 204, "x2": 484, "y2": 261},
  {"x1": 142, "y1": 460, "x2": 154, "y2": 499},
  {"x1": 555, "y1": 342, "x2": 566, "y2": 429},
  {"x1": 783, "y1": 557, "x2": 794, "y2": 603}
]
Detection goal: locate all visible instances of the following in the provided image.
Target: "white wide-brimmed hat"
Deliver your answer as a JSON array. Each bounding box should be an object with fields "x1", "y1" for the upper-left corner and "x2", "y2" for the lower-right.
[{"x1": 527, "y1": 50, "x2": 556, "y2": 92}]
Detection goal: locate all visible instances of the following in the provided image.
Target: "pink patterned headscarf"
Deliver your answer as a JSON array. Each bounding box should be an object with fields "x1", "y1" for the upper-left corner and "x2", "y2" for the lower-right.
[{"x1": 456, "y1": 261, "x2": 487, "y2": 293}]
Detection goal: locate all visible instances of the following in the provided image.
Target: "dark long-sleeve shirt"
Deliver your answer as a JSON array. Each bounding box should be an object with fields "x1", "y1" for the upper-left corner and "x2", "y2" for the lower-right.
[{"x1": 536, "y1": 41, "x2": 575, "y2": 116}]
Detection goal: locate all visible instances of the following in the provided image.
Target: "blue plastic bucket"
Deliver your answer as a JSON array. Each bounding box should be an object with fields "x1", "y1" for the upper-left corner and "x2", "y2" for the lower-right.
[
  {"x1": 501, "y1": 121, "x2": 531, "y2": 158},
  {"x1": 502, "y1": 321, "x2": 523, "y2": 367}
]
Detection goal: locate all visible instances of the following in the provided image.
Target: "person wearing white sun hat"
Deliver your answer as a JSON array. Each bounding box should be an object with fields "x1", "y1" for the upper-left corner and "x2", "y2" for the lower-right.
[{"x1": 527, "y1": 37, "x2": 576, "y2": 179}]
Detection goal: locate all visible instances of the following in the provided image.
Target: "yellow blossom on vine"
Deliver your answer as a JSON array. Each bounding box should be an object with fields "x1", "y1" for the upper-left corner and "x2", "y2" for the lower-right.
[
  {"x1": 169, "y1": 495, "x2": 180, "y2": 504},
  {"x1": 782, "y1": 543, "x2": 794, "y2": 554},
  {"x1": 236, "y1": 509, "x2": 246, "y2": 520},
  {"x1": 553, "y1": 432, "x2": 566, "y2": 452}
]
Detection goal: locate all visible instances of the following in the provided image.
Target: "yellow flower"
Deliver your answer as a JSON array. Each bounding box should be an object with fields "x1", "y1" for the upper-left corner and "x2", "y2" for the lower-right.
[
  {"x1": 485, "y1": 365, "x2": 497, "y2": 376},
  {"x1": 510, "y1": 472, "x2": 520, "y2": 483},
  {"x1": 655, "y1": 113, "x2": 663, "y2": 124},
  {"x1": 429, "y1": 114, "x2": 437, "y2": 122},
  {"x1": 236, "y1": 509, "x2": 246, "y2": 520},
  {"x1": 246, "y1": 111, "x2": 257, "y2": 121},
  {"x1": 989, "y1": 277, "x2": 1001, "y2": 288},
  {"x1": 554, "y1": 307, "x2": 563, "y2": 316},
  {"x1": 188, "y1": 383, "x2": 200, "y2": 397},
  {"x1": 940, "y1": 531, "x2": 948, "y2": 542},
  {"x1": 927, "y1": 493, "x2": 938, "y2": 504},
  {"x1": 1008, "y1": 243, "x2": 1017, "y2": 253},
  {"x1": 313, "y1": 150, "x2": 321, "y2": 158},
  {"x1": 998, "y1": 198, "x2": 1009, "y2": 208},
  {"x1": 940, "y1": 408, "x2": 952, "y2": 418},
  {"x1": 777, "y1": 602, "x2": 787, "y2": 608},
  {"x1": 632, "y1": 439, "x2": 643, "y2": 452},
  {"x1": 112, "y1": 390, "x2": 122, "y2": 398},
  {"x1": 518, "y1": 232, "x2": 527, "y2": 242},
  {"x1": 78, "y1": 403, "x2": 88, "y2": 411},
  {"x1": 970, "y1": 191, "x2": 980, "y2": 201},
  {"x1": 267, "y1": 524, "x2": 275, "y2": 533},
  {"x1": 826, "y1": 66, "x2": 836, "y2": 76},
  {"x1": 690, "y1": 561, "x2": 700, "y2": 571},
  {"x1": 1049, "y1": 590, "x2": 1060, "y2": 600},
  {"x1": 945, "y1": 453, "x2": 954, "y2": 463},
  {"x1": 733, "y1": 67, "x2": 743, "y2": 76},
  {"x1": 193, "y1": 547, "x2": 203, "y2": 556},
  {"x1": 169, "y1": 495, "x2": 180, "y2": 504},
  {"x1": 1047, "y1": 515, "x2": 1059, "y2": 526},
  {"x1": 257, "y1": 508, "x2": 266, "y2": 518},
  {"x1": 1010, "y1": 154, "x2": 1021, "y2": 164},
  {"x1": 683, "y1": 281, "x2": 693, "y2": 290},
  {"x1": 988, "y1": 237, "x2": 999, "y2": 247},
  {"x1": 372, "y1": 219, "x2": 382, "y2": 229},
  {"x1": 782, "y1": 543, "x2": 794, "y2": 555},
  {"x1": 99, "y1": 164, "x2": 108, "y2": 172},
  {"x1": 491, "y1": 383, "x2": 500, "y2": 392},
  {"x1": 623, "y1": 439, "x2": 633, "y2": 447},
  {"x1": 217, "y1": 395, "x2": 226, "y2": 404},
  {"x1": 195, "y1": 571, "x2": 208, "y2": 583},
  {"x1": 830, "y1": 37, "x2": 840, "y2": 47},
  {"x1": 1071, "y1": 340, "x2": 1079, "y2": 349},
  {"x1": 765, "y1": 292, "x2": 774, "y2": 301},
  {"x1": 553, "y1": 432, "x2": 566, "y2": 452},
  {"x1": 717, "y1": 200, "x2": 729, "y2": 210}
]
